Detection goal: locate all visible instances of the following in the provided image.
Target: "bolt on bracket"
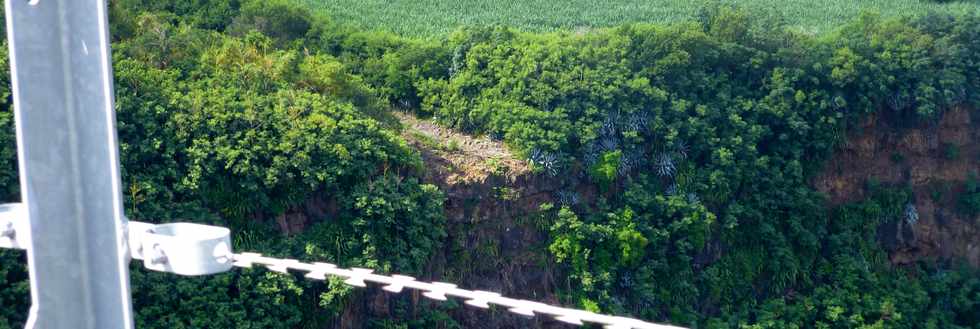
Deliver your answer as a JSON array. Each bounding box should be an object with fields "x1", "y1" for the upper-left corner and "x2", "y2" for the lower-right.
[
  {"x1": 0, "y1": 203, "x2": 29, "y2": 250},
  {"x1": 129, "y1": 221, "x2": 234, "y2": 276}
]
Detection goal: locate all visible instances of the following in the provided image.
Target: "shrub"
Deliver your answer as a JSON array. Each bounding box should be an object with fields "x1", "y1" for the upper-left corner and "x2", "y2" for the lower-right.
[
  {"x1": 590, "y1": 150, "x2": 622, "y2": 191},
  {"x1": 960, "y1": 174, "x2": 980, "y2": 216},
  {"x1": 944, "y1": 143, "x2": 962, "y2": 160},
  {"x1": 227, "y1": 0, "x2": 314, "y2": 45}
]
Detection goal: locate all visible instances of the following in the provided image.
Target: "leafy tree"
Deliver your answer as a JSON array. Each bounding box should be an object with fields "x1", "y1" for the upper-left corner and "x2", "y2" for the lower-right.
[
  {"x1": 113, "y1": 0, "x2": 240, "y2": 31},
  {"x1": 590, "y1": 150, "x2": 622, "y2": 191},
  {"x1": 960, "y1": 174, "x2": 980, "y2": 217},
  {"x1": 0, "y1": 44, "x2": 16, "y2": 200},
  {"x1": 0, "y1": 250, "x2": 28, "y2": 329},
  {"x1": 227, "y1": 0, "x2": 315, "y2": 46}
]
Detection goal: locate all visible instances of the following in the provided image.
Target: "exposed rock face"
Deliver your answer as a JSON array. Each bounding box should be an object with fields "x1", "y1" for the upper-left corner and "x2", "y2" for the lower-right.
[
  {"x1": 276, "y1": 112, "x2": 576, "y2": 328},
  {"x1": 396, "y1": 111, "x2": 574, "y2": 329},
  {"x1": 813, "y1": 107, "x2": 979, "y2": 266},
  {"x1": 274, "y1": 191, "x2": 336, "y2": 235},
  {"x1": 417, "y1": 175, "x2": 574, "y2": 329}
]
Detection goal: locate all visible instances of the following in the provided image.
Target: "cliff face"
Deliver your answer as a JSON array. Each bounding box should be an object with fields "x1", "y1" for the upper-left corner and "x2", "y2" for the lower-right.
[
  {"x1": 272, "y1": 112, "x2": 574, "y2": 328},
  {"x1": 813, "y1": 107, "x2": 979, "y2": 266},
  {"x1": 285, "y1": 109, "x2": 978, "y2": 328},
  {"x1": 391, "y1": 112, "x2": 571, "y2": 329}
]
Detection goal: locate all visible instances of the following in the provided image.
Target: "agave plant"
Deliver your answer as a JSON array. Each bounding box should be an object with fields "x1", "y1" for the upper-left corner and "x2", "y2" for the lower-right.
[
  {"x1": 625, "y1": 113, "x2": 649, "y2": 133},
  {"x1": 686, "y1": 192, "x2": 701, "y2": 205},
  {"x1": 674, "y1": 140, "x2": 689, "y2": 160},
  {"x1": 530, "y1": 148, "x2": 560, "y2": 176},
  {"x1": 601, "y1": 112, "x2": 620, "y2": 137},
  {"x1": 529, "y1": 148, "x2": 542, "y2": 160},
  {"x1": 619, "y1": 272, "x2": 634, "y2": 288},
  {"x1": 832, "y1": 94, "x2": 847, "y2": 110},
  {"x1": 665, "y1": 183, "x2": 679, "y2": 196},
  {"x1": 618, "y1": 147, "x2": 645, "y2": 177},
  {"x1": 904, "y1": 202, "x2": 919, "y2": 225},
  {"x1": 654, "y1": 152, "x2": 676, "y2": 178},
  {"x1": 888, "y1": 90, "x2": 912, "y2": 111},
  {"x1": 582, "y1": 142, "x2": 601, "y2": 166},
  {"x1": 556, "y1": 190, "x2": 580, "y2": 207},
  {"x1": 600, "y1": 136, "x2": 619, "y2": 151},
  {"x1": 945, "y1": 86, "x2": 967, "y2": 105},
  {"x1": 618, "y1": 154, "x2": 636, "y2": 177},
  {"x1": 600, "y1": 123, "x2": 617, "y2": 138}
]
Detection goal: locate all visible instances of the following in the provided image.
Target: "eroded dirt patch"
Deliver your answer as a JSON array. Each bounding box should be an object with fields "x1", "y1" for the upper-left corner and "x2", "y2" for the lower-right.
[{"x1": 395, "y1": 111, "x2": 529, "y2": 187}]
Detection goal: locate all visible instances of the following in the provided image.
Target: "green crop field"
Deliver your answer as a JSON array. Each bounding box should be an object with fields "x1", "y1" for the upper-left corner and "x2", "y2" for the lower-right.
[{"x1": 300, "y1": 0, "x2": 980, "y2": 36}]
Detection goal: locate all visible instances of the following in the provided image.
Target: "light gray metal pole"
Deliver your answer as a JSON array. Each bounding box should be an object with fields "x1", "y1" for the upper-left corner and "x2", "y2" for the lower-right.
[{"x1": 5, "y1": 0, "x2": 135, "y2": 328}]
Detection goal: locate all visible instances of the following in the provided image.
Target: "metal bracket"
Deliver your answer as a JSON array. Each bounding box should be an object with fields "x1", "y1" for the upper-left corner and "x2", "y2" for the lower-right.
[
  {"x1": 1, "y1": 215, "x2": 235, "y2": 277},
  {"x1": 129, "y1": 221, "x2": 234, "y2": 276},
  {"x1": 0, "y1": 203, "x2": 28, "y2": 250}
]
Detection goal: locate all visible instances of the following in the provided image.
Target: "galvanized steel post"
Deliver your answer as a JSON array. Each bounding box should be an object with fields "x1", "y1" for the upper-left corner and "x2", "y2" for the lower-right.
[{"x1": 4, "y1": 0, "x2": 135, "y2": 328}]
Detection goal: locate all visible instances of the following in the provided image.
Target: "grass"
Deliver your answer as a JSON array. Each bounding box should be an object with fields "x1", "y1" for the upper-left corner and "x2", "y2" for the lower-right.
[{"x1": 300, "y1": 0, "x2": 980, "y2": 36}]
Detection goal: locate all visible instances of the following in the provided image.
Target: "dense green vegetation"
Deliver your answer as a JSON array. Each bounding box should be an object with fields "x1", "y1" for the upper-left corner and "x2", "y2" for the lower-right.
[
  {"x1": 2, "y1": 1, "x2": 448, "y2": 328},
  {"x1": 300, "y1": 0, "x2": 980, "y2": 36},
  {"x1": 961, "y1": 174, "x2": 980, "y2": 216},
  {"x1": 1, "y1": 1, "x2": 978, "y2": 329},
  {"x1": 414, "y1": 6, "x2": 980, "y2": 327}
]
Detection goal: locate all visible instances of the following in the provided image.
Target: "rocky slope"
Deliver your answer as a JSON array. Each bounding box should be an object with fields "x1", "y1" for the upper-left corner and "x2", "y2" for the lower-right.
[
  {"x1": 394, "y1": 112, "x2": 571, "y2": 328},
  {"x1": 813, "y1": 107, "x2": 979, "y2": 266}
]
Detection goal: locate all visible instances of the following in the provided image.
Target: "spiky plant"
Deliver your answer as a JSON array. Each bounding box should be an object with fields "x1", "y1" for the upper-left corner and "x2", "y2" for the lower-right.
[
  {"x1": 530, "y1": 148, "x2": 561, "y2": 176},
  {"x1": 832, "y1": 94, "x2": 847, "y2": 110},
  {"x1": 601, "y1": 117, "x2": 618, "y2": 137},
  {"x1": 674, "y1": 140, "x2": 689, "y2": 160},
  {"x1": 600, "y1": 136, "x2": 619, "y2": 151},
  {"x1": 619, "y1": 272, "x2": 634, "y2": 288},
  {"x1": 888, "y1": 90, "x2": 912, "y2": 111},
  {"x1": 654, "y1": 152, "x2": 676, "y2": 178},
  {"x1": 905, "y1": 202, "x2": 919, "y2": 225},
  {"x1": 556, "y1": 190, "x2": 580, "y2": 207},
  {"x1": 625, "y1": 113, "x2": 648, "y2": 133},
  {"x1": 686, "y1": 192, "x2": 701, "y2": 205},
  {"x1": 618, "y1": 156, "x2": 634, "y2": 177},
  {"x1": 621, "y1": 146, "x2": 648, "y2": 177},
  {"x1": 583, "y1": 142, "x2": 601, "y2": 166}
]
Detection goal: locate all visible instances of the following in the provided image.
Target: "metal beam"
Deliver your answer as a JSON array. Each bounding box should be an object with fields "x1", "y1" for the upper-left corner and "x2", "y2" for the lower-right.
[{"x1": 4, "y1": 0, "x2": 134, "y2": 328}]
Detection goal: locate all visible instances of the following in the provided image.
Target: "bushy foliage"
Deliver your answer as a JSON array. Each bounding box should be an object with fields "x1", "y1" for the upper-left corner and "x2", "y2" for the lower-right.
[
  {"x1": 401, "y1": 7, "x2": 979, "y2": 328},
  {"x1": 0, "y1": 250, "x2": 28, "y2": 329},
  {"x1": 131, "y1": 269, "x2": 305, "y2": 329},
  {"x1": 549, "y1": 176, "x2": 715, "y2": 319},
  {"x1": 0, "y1": 41, "x2": 27, "y2": 329},
  {"x1": 227, "y1": 0, "x2": 315, "y2": 45},
  {"x1": 0, "y1": 45, "x2": 16, "y2": 201},
  {"x1": 1, "y1": 2, "x2": 978, "y2": 329},
  {"x1": 960, "y1": 174, "x2": 980, "y2": 217},
  {"x1": 113, "y1": 0, "x2": 241, "y2": 32},
  {"x1": 589, "y1": 150, "x2": 621, "y2": 191},
  {"x1": 2, "y1": 3, "x2": 449, "y2": 327},
  {"x1": 731, "y1": 188, "x2": 980, "y2": 329}
]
